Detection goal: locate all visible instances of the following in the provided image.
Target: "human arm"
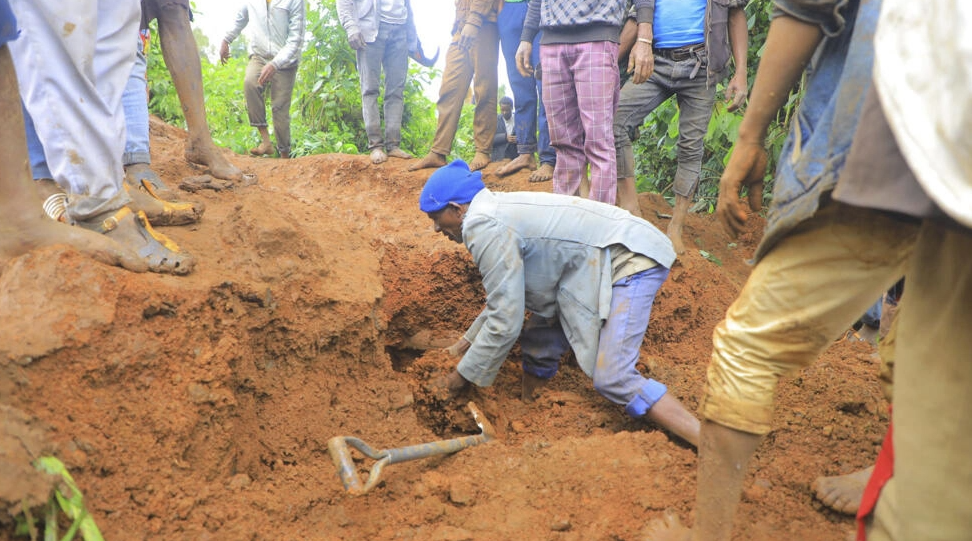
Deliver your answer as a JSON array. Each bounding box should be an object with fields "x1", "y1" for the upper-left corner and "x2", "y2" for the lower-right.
[
  {"x1": 222, "y1": 5, "x2": 249, "y2": 49},
  {"x1": 724, "y1": 6, "x2": 749, "y2": 111},
  {"x1": 453, "y1": 217, "x2": 527, "y2": 387},
  {"x1": 336, "y1": 0, "x2": 367, "y2": 49},
  {"x1": 515, "y1": 0, "x2": 541, "y2": 76},
  {"x1": 269, "y1": 0, "x2": 306, "y2": 70},
  {"x1": 627, "y1": 0, "x2": 656, "y2": 84},
  {"x1": 716, "y1": 14, "x2": 823, "y2": 237}
]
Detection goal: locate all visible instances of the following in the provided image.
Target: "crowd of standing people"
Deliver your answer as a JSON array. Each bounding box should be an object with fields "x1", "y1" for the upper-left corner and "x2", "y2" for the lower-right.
[{"x1": 1, "y1": 1, "x2": 969, "y2": 540}]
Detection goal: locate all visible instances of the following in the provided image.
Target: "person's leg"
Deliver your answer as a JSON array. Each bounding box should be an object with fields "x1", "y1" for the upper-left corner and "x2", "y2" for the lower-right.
[
  {"x1": 541, "y1": 43, "x2": 584, "y2": 197},
  {"x1": 8, "y1": 0, "x2": 189, "y2": 274},
  {"x1": 468, "y1": 20, "x2": 498, "y2": 172},
  {"x1": 244, "y1": 55, "x2": 273, "y2": 155},
  {"x1": 495, "y1": 2, "x2": 538, "y2": 176},
  {"x1": 269, "y1": 64, "x2": 297, "y2": 158},
  {"x1": 592, "y1": 265, "x2": 700, "y2": 446},
  {"x1": 155, "y1": 1, "x2": 242, "y2": 180},
  {"x1": 357, "y1": 26, "x2": 385, "y2": 161},
  {"x1": 529, "y1": 32, "x2": 556, "y2": 183},
  {"x1": 883, "y1": 221, "x2": 972, "y2": 541},
  {"x1": 666, "y1": 69, "x2": 717, "y2": 254},
  {"x1": 121, "y1": 34, "x2": 204, "y2": 225},
  {"x1": 518, "y1": 314, "x2": 570, "y2": 402},
  {"x1": 0, "y1": 42, "x2": 144, "y2": 271},
  {"x1": 381, "y1": 22, "x2": 410, "y2": 158},
  {"x1": 408, "y1": 33, "x2": 472, "y2": 171},
  {"x1": 572, "y1": 40, "x2": 620, "y2": 205},
  {"x1": 613, "y1": 62, "x2": 673, "y2": 217}
]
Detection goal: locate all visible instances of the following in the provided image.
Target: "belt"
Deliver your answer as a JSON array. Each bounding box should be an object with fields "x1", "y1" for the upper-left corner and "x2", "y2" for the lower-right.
[{"x1": 653, "y1": 43, "x2": 705, "y2": 62}]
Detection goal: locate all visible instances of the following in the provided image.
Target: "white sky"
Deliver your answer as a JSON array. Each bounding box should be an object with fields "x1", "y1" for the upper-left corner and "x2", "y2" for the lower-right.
[{"x1": 190, "y1": 0, "x2": 511, "y2": 100}]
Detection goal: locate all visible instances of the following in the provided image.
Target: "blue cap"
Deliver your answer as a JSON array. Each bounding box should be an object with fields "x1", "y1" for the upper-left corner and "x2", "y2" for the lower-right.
[{"x1": 418, "y1": 160, "x2": 485, "y2": 213}]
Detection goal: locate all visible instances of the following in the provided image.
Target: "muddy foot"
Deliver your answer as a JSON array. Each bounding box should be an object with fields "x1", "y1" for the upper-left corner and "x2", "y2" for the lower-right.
[
  {"x1": 408, "y1": 152, "x2": 447, "y2": 172},
  {"x1": 642, "y1": 510, "x2": 692, "y2": 541},
  {"x1": 250, "y1": 141, "x2": 274, "y2": 157},
  {"x1": 528, "y1": 163, "x2": 554, "y2": 183},
  {"x1": 125, "y1": 177, "x2": 204, "y2": 226},
  {"x1": 812, "y1": 466, "x2": 873, "y2": 515},
  {"x1": 496, "y1": 153, "x2": 537, "y2": 177},
  {"x1": 521, "y1": 371, "x2": 548, "y2": 403},
  {"x1": 468, "y1": 151, "x2": 491, "y2": 172},
  {"x1": 387, "y1": 147, "x2": 412, "y2": 159},
  {"x1": 0, "y1": 212, "x2": 148, "y2": 273},
  {"x1": 666, "y1": 226, "x2": 686, "y2": 255},
  {"x1": 186, "y1": 144, "x2": 243, "y2": 181},
  {"x1": 370, "y1": 148, "x2": 388, "y2": 164},
  {"x1": 80, "y1": 207, "x2": 195, "y2": 275}
]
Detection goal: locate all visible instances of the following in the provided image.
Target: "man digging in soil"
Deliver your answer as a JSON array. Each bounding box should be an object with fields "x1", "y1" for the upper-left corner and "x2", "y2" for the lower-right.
[{"x1": 419, "y1": 160, "x2": 701, "y2": 447}]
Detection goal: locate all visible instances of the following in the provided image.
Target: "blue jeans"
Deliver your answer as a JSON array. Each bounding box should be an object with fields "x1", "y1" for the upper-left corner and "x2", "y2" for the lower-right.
[
  {"x1": 613, "y1": 51, "x2": 715, "y2": 197},
  {"x1": 519, "y1": 265, "x2": 670, "y2": 417},
  {"x1": 123, "y1": 39, "x2": 150, "y2": 165},
  {"x1": 498, "y1": 2, "x2": 554, "y2": 165},
  {"x1": 356, "y1": 22, "x2": 408, "y2": 150},
  {"x1": 23, "y1": 103, "x2": 51, "y2": 179}
]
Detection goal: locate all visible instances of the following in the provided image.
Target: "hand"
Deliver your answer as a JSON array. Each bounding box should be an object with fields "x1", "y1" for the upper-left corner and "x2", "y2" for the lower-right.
[
  {"x1": 725, "y1": 73, "x2": 748, "y2": 112},
  {"x1": 445, "y1": 337, "x2": 471, "y2": 357},
  {"x1": 507, "y1": 134, "x2": 516, "y2": 143},
  {"x1": 628, "y1": 41, "x2": 655, "y2": 84},
  {"x1": 716, "y1": 139, "x2": 767, "y2": 238},
  {"x1": 258, "y1": 62, "x2": 277, "y2": 86},
  {"x1": 458, "y1": 23, "x2": 479, "y2": 51},
  {"x1": 219, "y1": 40, "x2": 230, "y2": 65},
  {"x1": 515, "y1": 41, "x2": 533, "y2": 77},
  {"x1": 347, "y1": 32, "x2": 366, "y2": 50},
  {"x1": 445, "y1": 369, "x2": 471, "y2": 397}
]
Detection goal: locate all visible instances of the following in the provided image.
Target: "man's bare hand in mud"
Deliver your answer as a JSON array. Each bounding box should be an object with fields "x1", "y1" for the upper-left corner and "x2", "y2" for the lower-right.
[
  {"x1": 628, "y1": 40, "x2": 654, "y2": 84},
  {"x1": 724, "y1": 72, "x2": 748, "y2": 112},
  {"x1": 431, "y1": 368, "x2": 471, "y2": 398},
  {"x1": 717, "y1": 139, "x2": 766, "y2": 238},
  {"x1": 458, "y1": 23, "x2": 479, "y2": 51},
  {"x1": 445, "y1": 337, "x2": 471, "y2": 357}
]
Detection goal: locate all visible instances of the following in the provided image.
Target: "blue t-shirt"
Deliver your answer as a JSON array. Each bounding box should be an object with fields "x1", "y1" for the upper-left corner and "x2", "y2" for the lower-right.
[{"x1": 653, "y1": 0, "x2": 706, "y2": 48}]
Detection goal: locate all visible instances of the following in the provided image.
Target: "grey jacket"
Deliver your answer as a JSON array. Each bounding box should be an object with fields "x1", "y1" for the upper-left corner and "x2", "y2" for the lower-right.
[
  {"x1": 224, "y1": 0, "x2": 306, "y2": 69},
  {"x1": 456, "y1": 189, "x2": 676, "y2": 387}
]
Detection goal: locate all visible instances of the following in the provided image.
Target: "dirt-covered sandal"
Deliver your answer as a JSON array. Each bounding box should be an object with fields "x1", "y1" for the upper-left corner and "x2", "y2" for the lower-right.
[
  {"x1": 124, "y1": 179, "x2": 205, "y2": 227},
  {"x1": 80, "y1": 207, "x2": 195, "y2": 275}
]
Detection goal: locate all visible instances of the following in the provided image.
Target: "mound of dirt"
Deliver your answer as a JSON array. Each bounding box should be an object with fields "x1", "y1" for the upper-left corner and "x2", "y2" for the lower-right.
[{"x1": 0, "y1": 118, "x2": 888, "y2": 541}]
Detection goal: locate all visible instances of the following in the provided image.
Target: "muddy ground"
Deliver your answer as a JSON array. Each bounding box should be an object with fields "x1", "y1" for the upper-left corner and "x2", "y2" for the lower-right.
[{"x1": 0, "y1": 118, "x2": 888, "y2": 541}]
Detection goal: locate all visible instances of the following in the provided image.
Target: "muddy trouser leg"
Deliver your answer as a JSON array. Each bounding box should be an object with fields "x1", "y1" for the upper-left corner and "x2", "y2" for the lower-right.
[
  {"x1": 519, "y1": 314, "x2": 570, "y2": 380},
  {"x1": 592, "y1": 266, "x2": 670, "y2": 417},
  {"x1": 498, "y1": 2, "x2": 537, "y2": 155},
  {"x1": 244, "y1": 56, "x2": 268, "y2": 129},
  {"x1": 381, "y1": 23, "x2": 408, "y2": 150},
  {"x1": 270, "y1": 64, "x2": 297, "y2": 158},
  {"x1": 700, "y1": 201, "x2": 918, "y2": 436},
  {"x1": 429, "y1": 35, "x2": 474, "y2": 156},
  {"x1": 867, "y1": 221, "x2": 972, "y2": 541},
  {"x1": 470, "y1": 21, "x2": 498, "y2": 156},
  {"x1": 9, "y1": 0, "x2": 138, "y2": 220},
  {"x1": 123, "y1": 37, "x2": 151, "y2": 166},
  {"x1": 356, "y1": 31, "x2": 387, "y2": 150},
  {"x1": 613, "y1": 62, "x2": 673, "y2": 181}
]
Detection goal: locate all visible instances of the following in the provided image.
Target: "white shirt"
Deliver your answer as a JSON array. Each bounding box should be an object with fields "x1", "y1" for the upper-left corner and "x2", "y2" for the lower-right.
[{"x1": 873, "y1": 0, "x2": 972, "y2": 227}]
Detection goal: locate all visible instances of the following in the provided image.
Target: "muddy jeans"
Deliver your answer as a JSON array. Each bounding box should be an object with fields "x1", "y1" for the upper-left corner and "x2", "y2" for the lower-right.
[
  {"x1": 613, "y1": 50, "x2": 715, "y2": 198},
  {"x1": 244, "y1": 54, "x2": 297, "y2": 157},
  {"x1": 356, "y1": 21, "x2": 408, "y2": 151},
  {"x1": 519, "y1": 266, "x2": 670, "y2": 417}
]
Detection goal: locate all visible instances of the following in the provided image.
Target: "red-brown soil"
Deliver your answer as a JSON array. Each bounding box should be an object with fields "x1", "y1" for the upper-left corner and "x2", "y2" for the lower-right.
[{"x1": 0, "y1": 118, "x2": 888, "y2": 541}]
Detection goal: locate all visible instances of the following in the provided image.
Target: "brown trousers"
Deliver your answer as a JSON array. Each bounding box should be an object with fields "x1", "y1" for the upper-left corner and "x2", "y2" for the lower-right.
[{"x1": 244, "y1": 55, "x2": 298, "y2": 157}]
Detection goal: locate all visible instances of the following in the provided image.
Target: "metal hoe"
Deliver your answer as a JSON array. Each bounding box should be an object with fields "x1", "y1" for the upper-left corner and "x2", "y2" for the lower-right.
[{"x1": 327, "y1": 401, "x2": 495, "y2": 496}]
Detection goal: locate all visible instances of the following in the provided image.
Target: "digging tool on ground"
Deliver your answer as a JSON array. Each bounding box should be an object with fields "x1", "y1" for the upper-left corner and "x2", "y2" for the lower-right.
[{"x1": 327, "y1": 401, "x2": 495, "y2": 496}]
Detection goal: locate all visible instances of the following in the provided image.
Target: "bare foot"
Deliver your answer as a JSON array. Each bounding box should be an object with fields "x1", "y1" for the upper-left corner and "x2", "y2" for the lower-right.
[
  {"x1": 408, "y1": 151, "x2": 447, "y2": 172},
  {"x1": 124, "y1": 176, "x2": 204, "y2": 226},
  {"x1": 468, "y1": 151, "x2": 491, "y2": 172},
  {"x1": 1, "y1": 211, "x2": 147, "y2": 272},
  {"x1": 370, "y1": 148, "x2": 388, "y2": 164},
  {"x1": 185, "y1": 142, "x2": 243, "y2": 181},
  {"x1": 666, "y1": 226, "x2": 686, "y2": 255},
  {"x1": 386, "y1": 147, "x2": 412, "y2": 159},
  {"x1": 250, "y1": 141, "x2": 274, "y2": 156},
  {"x1": 528, "y1": 163, "x2": 554, "y2": 183},
  {"x1": 496, "y1": 153, "x2": 537, "y2": 177},
  {"x1": 642, "y1": 510, "x2": 693, "y2": 541},
  {"x1": 521, "y1": 371, "x2": 548, "y2": 402},
  {"x1": 79, "y1": 207, "x2": 195, "y2": 275},
  {"x1": 812, "y1": 466, "x2": 874, "y2": 515}
]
